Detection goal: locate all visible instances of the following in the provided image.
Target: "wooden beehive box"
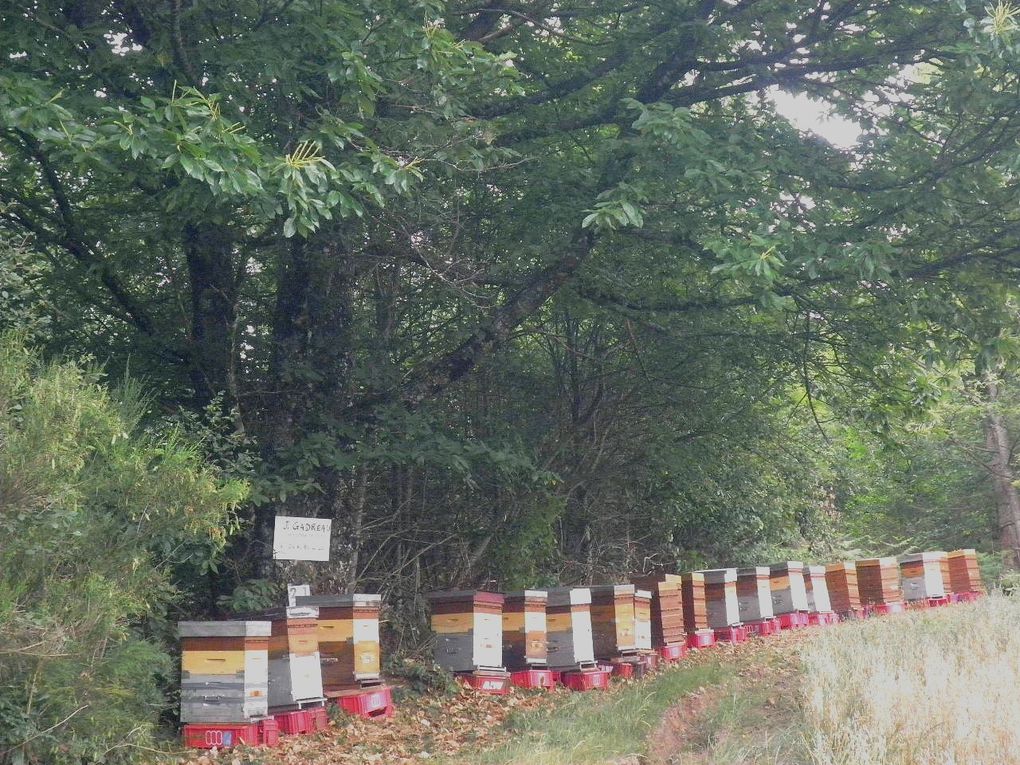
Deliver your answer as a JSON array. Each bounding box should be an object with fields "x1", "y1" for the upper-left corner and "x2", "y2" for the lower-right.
[
  {"x1": 700, "y1": 568, "x2": 741, "y2": 628},
  {"x1": 631, "y1": 573, "x2": 685, "y2": 647},
  {"x1": 179, "y1": 621, "x2": 270, "y2": 723},
  {"x1": 546, "y1": 587, "x2": 595, "y2": 669},
  {"x1": 804, "y1": 566, "x2": 833, "y2": 613},
  {"x1": 427, "y1": 590, "x2": 504, "y2": 673},
  {"x1": 255, "y1": 606, "x2": 324, "y2": 709},
  {"x1": 947, "y1": 549, "x2": 985, "y2": 593},
  {"x1": 589, "y1": 584, "x2": 638, "y2": 658},
  {"x1": 680, "y1": 571, "x2": 709, "y2": 633},
  {"x1": 502, "y1": 590, "x2": 548, "y2": 669},
  {"x1": 634, "y1": 589, "x2": 653, "y2": 651},
  {"x1": 824, "y1": 561, "x2": 861, "y2": 613},
  {"x1": 768, "y1": 561, "x2": 809, "y2": 614},
  {"x1": 736, "y1": 567, "x2": 774, "y2": 622},
  {"x1": 855, "y1": 557, "x2": 902, "y2": 605},
  {"x1": 296, "y1": 593, "x2": 382, "y2": 691},
  {"x1": 898, "y1": 553, "x2": 947, "y2": 600}
]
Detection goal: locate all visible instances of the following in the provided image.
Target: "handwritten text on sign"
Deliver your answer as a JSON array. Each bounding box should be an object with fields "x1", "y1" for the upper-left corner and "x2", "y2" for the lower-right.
[{"x1": 272, "y1": 516, "x2": 332, "y2": 561}]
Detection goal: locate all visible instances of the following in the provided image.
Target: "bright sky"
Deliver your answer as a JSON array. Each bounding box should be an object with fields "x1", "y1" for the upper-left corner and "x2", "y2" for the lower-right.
[{"x1": 770, "y1": 89, "x2": 863, "y2": 149}]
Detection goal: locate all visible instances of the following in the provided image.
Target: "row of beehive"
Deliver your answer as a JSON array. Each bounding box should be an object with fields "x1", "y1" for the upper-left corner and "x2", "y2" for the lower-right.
[
  {"x1": 179, "y1": 594, "x2": 382, "y2": 725},
  {"x1": 426, "y1": 549, "x2": 984, "y2": 674}
]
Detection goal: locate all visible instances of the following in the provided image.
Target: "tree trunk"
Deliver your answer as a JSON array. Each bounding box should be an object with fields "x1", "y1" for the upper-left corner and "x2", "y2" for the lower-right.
[{"x1": 984, "y1": 377, "x2": 1020, "y2": 568}]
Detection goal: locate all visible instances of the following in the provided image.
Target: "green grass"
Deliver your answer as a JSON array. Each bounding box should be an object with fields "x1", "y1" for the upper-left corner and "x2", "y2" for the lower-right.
[{"x1": 452, "y1": 660, "x2": 733, "y2": 765}]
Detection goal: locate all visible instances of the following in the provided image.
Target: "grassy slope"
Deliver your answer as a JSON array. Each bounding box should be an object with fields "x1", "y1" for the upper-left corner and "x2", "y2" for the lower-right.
[{"x1": 451, "y1": 597, "x2": 1020, "y2": 765}]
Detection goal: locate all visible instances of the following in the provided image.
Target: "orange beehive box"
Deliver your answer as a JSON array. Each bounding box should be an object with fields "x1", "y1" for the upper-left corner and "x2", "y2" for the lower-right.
[
  {"x1": 631, "y1": 573, "x2": 685, "y2": 647},
  {"x1": 680, "y1": 572, "x2": 709, "y2": 633},
  {"x1": 589, "y1": 585, "x2": 637, "y2": 658},
  {"x1": 855, "y1": 558, "x2": 902, "y2": 605},
  {"x1": 296, "y1": 594, "x2": 382, "y2": 692},
  {"x1": 825, "y1": 562, "x2": 861, "y2": 613},
  {"x1": 502, "y1": 590, "x2": 548, "y2": 669},
  {"x1": 947, "y1": 549, "x2": 985, "y2": 594}
]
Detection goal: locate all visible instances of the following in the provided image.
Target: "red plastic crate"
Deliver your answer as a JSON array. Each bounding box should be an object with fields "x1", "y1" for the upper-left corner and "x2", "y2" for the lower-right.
[
  {"x1": 686, "y1": 630, "x2": 716, "y2": 649},
  {"x1": 610, "y1": 661, "x2": 634, "y2": 679},
  {"x1": 182, "y1": 722, "x2": 261, "y2": 749},
  {"x1": 457, "y1": 672, "x2": 510, "y2": 696},
  {"x1": 259, "y1": 718, "x2": 280, "y2": 746},
  {"x1": 638, "y1": 652, "x2": 659, "y2": 670},
  {"x1": 335, "y1": 686, "x2": 395, "y2": 719},
  {"x1": 928, "y1": 596, "x2": 950, "y2": 608},
  {"x1": 510, "y1": 669, "x2": 555, "y2": 689},
  {"x1": 560, "y1": 669, "x2": 611, "y2": 691},
  {"x1": 746, "y1": 618, "x2": 780, "y2": 637},
  {"x1": 310, "y1": 706, "x2": 329, "y2": 732},
  {"x1": 713, "y1": 626, "x2": 748, "y2": 644},
  {"x1": 659, "y1": 643, "x2": 687, "y2": 662},
  {"x1": 872, "y1": 602, "x2": 906, "y2": 616},
  {"x1": 273, "y1": 709, "x2": 313, "y2": 735},
  {"x1": 778, "y1": 612, "x2": 808, "y2": 630},
  {"x1": 808, "y1": 612, "x2": 838, "y2": 626}
]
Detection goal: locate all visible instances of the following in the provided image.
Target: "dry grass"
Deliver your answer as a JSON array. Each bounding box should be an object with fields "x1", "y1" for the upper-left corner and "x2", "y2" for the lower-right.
[{"x1": 802, "y1": 595, "x2": 1020, "y2": 765}]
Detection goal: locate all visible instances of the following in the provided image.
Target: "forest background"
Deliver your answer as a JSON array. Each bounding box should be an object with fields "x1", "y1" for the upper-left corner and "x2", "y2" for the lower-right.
[{"x1": 4, "y1": 0, "x2": 1020, "y2": 761}]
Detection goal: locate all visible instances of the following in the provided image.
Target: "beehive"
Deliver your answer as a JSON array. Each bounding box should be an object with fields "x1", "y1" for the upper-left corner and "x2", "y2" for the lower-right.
[
  {"x1": 947, "y1": 549, "x2": 985, "y2": 593},
  {"x1": 259, "y1": 606, "x2": 323, "y2": 708},
  {"x1": 546, "y1": 587, "x2": 596, "y2": 669},
  {"x1": 502, "y1": 590, "x2": 548, "y2": 669},
  {"x1": 768, "y1": 562, "x2": 809, "y2": 614},
  {"x1": 804, "y1": 566, "x2": 833, "y2": 613},
  {"x1": 631, "y1": 573, "x2": 685, "y2": 647},
  {"x1": 633, "y1": 589, "x2": 653, "y2": 651},
  {"x1": 735, "y1": 567, "x2": 774, "y2": 622},
  {"x1": 296, "y1": 594, "x2": 381, "y2": 691},
  {"x1": 824, "y1": 562, "x2": 861, "y2": 614},
  {"x1": 680, "y1": 571, "x2": 709, "y2": 633},
  {"x1": 856, "y1": 557, "x2": 902, "y2": 605},
  {"x1": 700, "y1": 569, "x2": 740, "y2": 628},
  {"x1": 589, "y1": 584, "x2": 638, "y2": 658},
  {"x1": 898, "y1": 553, "x2": 947, "y2": 600},
  {"x1": 427, "y1": 591, "x2": 505, "y2": 673},
  {"x1": 179, "y1": 621, "x2": 270, "y2": 723}
]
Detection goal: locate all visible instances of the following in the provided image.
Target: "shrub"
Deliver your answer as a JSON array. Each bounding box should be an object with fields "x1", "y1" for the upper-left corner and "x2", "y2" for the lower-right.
[{"x1": 0, "y1": 337, "x2": 246, "y2": 765}]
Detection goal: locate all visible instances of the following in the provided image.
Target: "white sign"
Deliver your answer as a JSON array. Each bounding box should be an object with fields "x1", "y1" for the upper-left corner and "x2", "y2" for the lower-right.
[{"x1": 273, "y1": 516, "x2": 332, "y2": 561}]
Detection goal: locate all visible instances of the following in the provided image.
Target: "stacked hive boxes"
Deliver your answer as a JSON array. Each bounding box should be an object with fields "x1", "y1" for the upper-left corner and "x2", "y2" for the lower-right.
[
  {"x1": 631, "y1": 573, "x2": 685, "y2": 649},
  {"x1": 179, "y1": 621, "x2": 270, "y2": 724},
  {"x1": 546, "y1": 587, "x2": 596, "y2": 669},
  {"x1": 804, "y1": 566, "x2": 833, "y2": 613},
  {"x1": 633, "y1": 589, "x2": 653, "y2": 651},
  {"x1": 589, "y1": 584, "x2": 638, "y2": 659},
  {"x1": 856, "y1": 557, "x2": 902, "y2": 605},
  {"x1": 427, "y1": 591, "x2": 505, "y2": 673},
  {"x1": 947, "y1": 549, "x2": 985, "y2": 593},
  {"x1": 260, "y1": 607, "x2": 324, "y2": 708},
  {"x1": 769, "y1": 562, "x2": 809, "y2": 614},
  {"x1": 824, "y1": 562, "x2": 861, "y2": 614},
  {"x1": 898, "y1": 553, "x2": 947, "y2": 601},
  {"x1": 502, "y1": 590, "x2": 548, "y2": 669},
  {"x1": 701, "y1": 569, "x2": 741, "y2": 628},
  {"x1": 681, "y1": 571, "x2": 710, "y2": 634},
  {"x1": 735, "y1": 567, "x2": 774, "y2": 623},
  {"x1": 297, "y1": 594, "x2": 382, "y2": 692}
]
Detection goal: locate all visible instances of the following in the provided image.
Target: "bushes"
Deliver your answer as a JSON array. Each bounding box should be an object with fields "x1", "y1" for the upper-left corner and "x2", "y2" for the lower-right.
[{"x1": 0, "y1": 337, "x2": 246, "y2": 765}]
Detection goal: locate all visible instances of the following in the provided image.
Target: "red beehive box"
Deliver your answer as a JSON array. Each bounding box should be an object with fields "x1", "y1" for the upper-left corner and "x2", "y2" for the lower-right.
[
  {"x1": 825, "y1": 561, "x2": 861, "y2": 614},
  {"x1": 947, "y1": 549, "x2": 985, "y2": 594},
  {"x1": 856, "y1": 557, "x2": 902, "y2": 605}
]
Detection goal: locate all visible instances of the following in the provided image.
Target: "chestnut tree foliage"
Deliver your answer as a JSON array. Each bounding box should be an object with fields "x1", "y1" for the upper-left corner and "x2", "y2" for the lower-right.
[{"x1": 4, "y1": 0, "x2": 1020, "y2": 664}]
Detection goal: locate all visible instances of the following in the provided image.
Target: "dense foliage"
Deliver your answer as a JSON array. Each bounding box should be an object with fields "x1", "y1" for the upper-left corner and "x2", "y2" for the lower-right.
[{"x1": 0, "y1": 337, "x2": 245, "y2": 764}]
